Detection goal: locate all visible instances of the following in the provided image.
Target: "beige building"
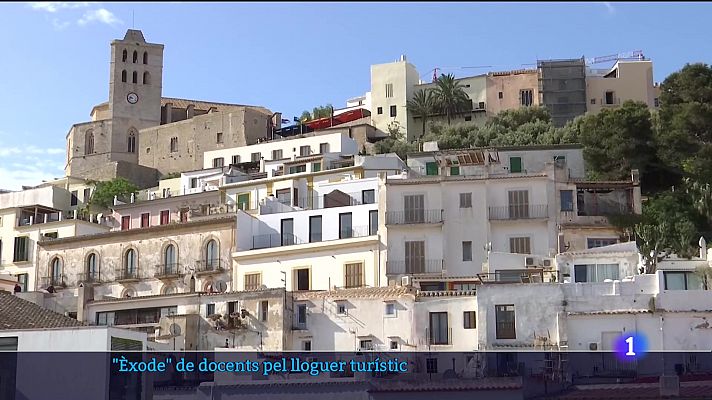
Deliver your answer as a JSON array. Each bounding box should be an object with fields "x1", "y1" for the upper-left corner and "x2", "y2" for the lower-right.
[
  {"x1": 585, "y1": 60, "x2": 660, "y2": 113},
  {"x1": 486, "y1": 69, "x2": 540, "y2": 116},
  {"x1": 65, "y1": 29, "x2": 277, "y2": 188},
  {"x1": 369, "y1": 56, "x2": 420, "y2": 141}
]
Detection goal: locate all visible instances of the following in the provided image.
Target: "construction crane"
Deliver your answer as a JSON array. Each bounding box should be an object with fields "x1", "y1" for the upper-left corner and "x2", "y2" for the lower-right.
[
  {"x1": 423, "y1": 66, "x2": 493, "y2": 83},
  {"x1": 585, "y1": 50, "x2": 645, "y2": 65}
]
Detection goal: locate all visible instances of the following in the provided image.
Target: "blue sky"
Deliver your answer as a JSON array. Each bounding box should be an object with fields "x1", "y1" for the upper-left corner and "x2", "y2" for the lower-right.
[{"x1": 1, "y1": 2, "x2": 711, "y2": 189}]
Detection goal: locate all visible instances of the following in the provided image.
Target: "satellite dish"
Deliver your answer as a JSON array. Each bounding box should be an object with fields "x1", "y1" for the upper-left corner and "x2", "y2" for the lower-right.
[{"x1": 169, "y1": 323, "x2": 181, "y2": 336}]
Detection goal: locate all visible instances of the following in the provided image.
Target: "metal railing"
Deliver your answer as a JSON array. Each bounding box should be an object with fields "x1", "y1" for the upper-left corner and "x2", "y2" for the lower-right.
[
  {"x1": 252, "y1": 233, "x2": 305, "y2": 250},
  {"x1": 386, "y1": 259, "x2": 444, "y2": 275},
  {"x1": 154, "y1": 263, "x2": 184, "y2": 279},
  {"x1": 40, "y1": 275, "x2": 65, "y2": 288},
  {"x1": 385, "y1": 209, "x2": 443, "y2": 225},
  {"x1": 425, "y1": 327, "x2": 453, "y2": 346},
  {"x1": 488, "y1": 205, "x2": 548, "y2": 220},
  {"x1": 260, "y1": 191, "x2": 374, "y2": 215},
  {"x1": 77, "y1": 271, "x2": 101, "y2": 284},
  {"x1": 115, "y1": 267, "x2": 141, "y2": 282},
  {"x1": 194, "y1": 259, "x2": 226, "y2": 274}
]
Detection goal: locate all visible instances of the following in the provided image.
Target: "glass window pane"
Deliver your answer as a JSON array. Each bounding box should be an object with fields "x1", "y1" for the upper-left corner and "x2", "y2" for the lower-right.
[{"x1": 665, "y1": 272, "x2": 686, "y2": 290}]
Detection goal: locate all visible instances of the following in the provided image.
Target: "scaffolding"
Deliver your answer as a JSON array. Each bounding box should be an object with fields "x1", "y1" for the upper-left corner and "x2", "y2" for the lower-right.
[{"x1": 537, "y1": 57, "x2": 587, "y2": 127}]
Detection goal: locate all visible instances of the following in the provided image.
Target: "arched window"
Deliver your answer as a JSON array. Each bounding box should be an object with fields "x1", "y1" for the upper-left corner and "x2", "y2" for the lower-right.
[
  {"x1": 143, "y1": 51, "x2": 148, "y2": 64},
  {"x1": 164, "y1": 244, "x2": 176, "y2": 274},
  {"x1": 162, "y1": 285, "x2": 176, "y2": 295},
  {"x1": 124, "y1": 248, "x2": 136, "y2": 277},
  {"x1": 122, "y1": 49, "x2": 127, "y2": 62},
  {"x1": 127, "y1": 128, "x2": 137, "y2": 153},
  {"x1": 50, "y1": 257, "x2": 63, "y2": 286},
  {"x1": 85, "y1": 130, "x2": 94, "y2": 155},
  {"x1": 143, "y1": 71, "x2": 151, "y2": 85},
  {"x1": 86, "y1": 253, "x2": 98, "y2": 281},
  {"x1": 205, "y1": 239, "x2": 218, "y2": 269},
  {"x1": 121, "y1": 70, "x2": 127, "y2": 83},
  {"x1": 132, "y1": 71, "x2": 138, "y2": 84},
  {"x1": 132, "y1": 50, "x2": 138, "y2": 63}
]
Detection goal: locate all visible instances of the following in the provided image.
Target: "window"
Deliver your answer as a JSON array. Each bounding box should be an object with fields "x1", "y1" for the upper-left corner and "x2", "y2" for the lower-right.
[
  {"x1": 50, "y1": 257, "x2": 62, "y2": 285},
  {"x1": 605, "y1": 91, "x2": 615, "y2": 105},
  {"x1": 132, "y1": 71, "x2": 138, "y2": 84},
  {"x1": 509, "y1": 237, "x2": 531, "y2": 254},
  {"x1": 294, "y1": 268, "x2": 310, "y2": 291},
  {"x1": 405, "y1": 240, "x2": 425, "y2": 273},
  {"x1": 289, "y1": 164, "x2": 306, "y2": 174},
  {"x1": 140, "y1": 213, "x2": 149, "y2": 228},
  {"x1": 168, "y1": 137, "x2": 178, "y2": 152},
  {"x1": 124, "y1": 249, "x2": 137, "y2": 276},
  {"x1": 301, "y1": 340, "x2": 311, "y2": 351},
  {"x1": 520, "y1": 89, "x2": 533, "y2": 106},
  {"x1": 385, "y1": 83, "x2": 394, "y2": 98},
  {"x1": 127, "y1": 130, "x2": 137, "y2": 153},
  {"x1": 311, "y1": 162, "x2": 321, "y2": 172},
  {"x1": 464, "y1": 116, "x2": 472, "y2": 122},
  {"x1": 212, "y1": 157, "x2": 225, "y2": 168},
  {"x1": 299, "y1": 145, "x2": 310, "y2": 156},
  {"x1": 403, "y1": 194, "x2": 425, "y2": 223},
  {"x1": 451, "y1": 166, "x2": 460, "y2": 175},
  {"x1": 509, "y1": 156, "x2": 522, "y2": 173},
  {"x1": 560, "y1": 190, "x2": 574, "y2": 211},
  {"x1": 339, "y1": 212, "x2": 353, "y2": 239},
  {"x1": 281, "y1": 218, "x2": 294, "y2": 245},
  {"x1": 574, "y1": 264, "x2": 620, "y2": 283},
  {"x1": 205, "y1": 239, "x2": 218, "y2": 268},
  {"x1": 426, "y1": 358, "x2": 438, "y2": 373},
  {"x1": 425, "y1": 161, "x2": 438, "y2": 176},
  {"x1": 121, "y1": 216, "x2": 130, "y2": 231},
  {"x1": 463, "y1": 311, "x2": 476, "y2": 329},
  {"x1": 122, "y1": 49, "x2": 128, "y2": 62},
  {"x1": 654, "y1": 97, "x2": 660, "y2": 107},
  {"x1": 495, "y1": 305, "x2": 516, "y2": 339},
  {"x1": 309, "y1": 216, "x2": 322, "y2": 243},
  {"x1": 232, "y1": 155, "x2": 240, "y2": 165},
  {"x1": 216, "y1": 132, "x2": 223, "y2": 144},
  {"x1": 385, "y1": 302, "x2": 396, "y2": 316},
  {"x1": 429, "y1": 312, "x2": 449, "y2": 345},
  {"x1": 319, "y1": 143, "x2": 329, "y2": 154},
  {"x1": 498, "y1": 91, "x2": 503, "y2": 99},
  {"x1": 390, "y1": 340, "x2": 399, "y2": 350},
  {"x1": 251, "y1": 152, "x2": 261, "y2": 162},
  {"x1": 478, "y1": 101, "x2": 485, "y2": 109},
  {"x1": 17, "y1": 273, "x2": 28, "y2": 292},
  {"x1": 206, "y1": 303, "x2": 216, "y2": 317},
  {"x1": 271, "y1": 149, "x2": 283, "y2": 160},
  {"x1": 143, "y1": 51, "x2": 148, "y2": 64},
  {"x1": 462, "y1": 241, "x2": 473, "y2": 262},
  {"x1": 121, "y1": 70, "x2": 127, "y2": 82},
  {"x1": 244, "y1": 273, "x2": 261, "y2": 291},
  {"x1": 160, "y1": 210, "x2": 169, "y2": 225},
  {"x1": 296, "y1": 303, "x2": 308, "y2": 326},
  {"x1": 590, "y1": 98, "x2": 596, "y2": 105},
  {"x1": 359, "y1": 339, "x2": 373, "y2": 351},
  {"x1": 337, "y1": 302, "x2": 347, "y2": 315},
  {"x1": 143, "y1": 71, "x2": 151, "y2": 85},
  {"x1": 164, "y1": 244, "x2": 176, "y2": 271},
  {"x1": 83, "y1": 188, "x2": 91, "y2": 203},
  {"x1": 664, "y1": 271, "x2": 702, "y2": 291},
  {"x1": 71, "y1": 191, "x2": 78, "y2": 206},
  {"x1": 362, "y1": 189, "x2": 375, "y2": 204},
  {"x1": 260, "y1": 300, "x2": 268, "y2": 322},
  {"x1": 179, "y1": 209, "x2": 188, "y2": 223},
  {"x1": 13, "y1": 237, "x2": 29, "y2": 262},
  {"x1": 132, "y1": 50, "x2": 138, "y2": 63},
  {"x1": 587, "y1": 238, "x2": 618, "y2": 248},
  {"x1": 97, "y1": 311, "x2": 115, "y2": 326},
  {"x1": 369, "y1": 210, "x2": 378, "y2": 235},
  {"x1": 237, "y1": 193, "x2": 251, "y2": 211},
  {"x1": 390, "y1": 105, "x2": 397, "y2": 117},
  {"x1": 377, "y1": 107, "x2": 383, "y2": 115},
  {"x1": 345, "y1": 262, "x2": 364, "y2": 288},
  {"x1": 459, "y1": 193, "x2": 472, "y2": 208},
  {"x1": 85, "y1": 130, "x2": 95, "y2": 154},
  {"x1": 508, "y1": 190, "x2": 529, "y2": 218},
  {"x1": 190, "y1": 177, "x2": 198, "y2": 189}
]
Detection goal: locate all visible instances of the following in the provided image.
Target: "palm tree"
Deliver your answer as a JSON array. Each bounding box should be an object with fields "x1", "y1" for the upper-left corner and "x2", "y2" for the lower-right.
[
  {"x1": 406, "y1": 89, "x2": 436, "y2": 139},
  {"x1": 432, "y1": 73, "x2": 471, "y2": 125}
]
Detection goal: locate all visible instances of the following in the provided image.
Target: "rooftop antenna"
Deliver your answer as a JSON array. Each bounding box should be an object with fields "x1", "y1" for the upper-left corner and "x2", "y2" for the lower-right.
[{"x1": 132, "y1": 9, "x2": 135, "y2": 28}]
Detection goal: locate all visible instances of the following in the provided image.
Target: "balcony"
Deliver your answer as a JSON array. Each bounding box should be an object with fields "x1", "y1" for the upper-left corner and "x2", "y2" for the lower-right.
[
  {"x1": 194, "y1": 259, "x2": 226, "y2": 276},
  {"x1": 39, "y1": 275, "x2": 65, "y2": 288},
  {"x1": 154, "y1": 263, "x2": 184, "y2": 280},
  {"x1": 115, "y1": 267, "x2": 141, "y2": 283},
  {"x1": 385, "y1": 209, "x2": 443, "y2": 225},
  {"x1": 259, "y1": 190, "x2": 372, "y2": 215},
  {"x1": 77, "y1": 272, "x2": 102, "y2": 285},
  {"x1": 252, "y1": 233, "x2": 305, "y2": 250},
  {"x1": 386, "y1": 259, "x2": 444, "y2": 275},
  {"x1": 488, "y1": 205, "x2": 548, "y2": 220}
]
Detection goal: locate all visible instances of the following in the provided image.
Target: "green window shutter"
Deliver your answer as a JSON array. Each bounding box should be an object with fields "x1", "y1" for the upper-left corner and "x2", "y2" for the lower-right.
[
  {"x1": 426, "y1": 162, "x2": 438, "y2": 176},
  {"x1": 312, "y1": 162, "x2": 321, "y2": 172},
  {"x1": 510, "y1": 157, "x2": 522, "y2": 173},
  {"x1": 237, "y1": 193, "x2": 250, "y2": 210},
  {"x1": 450, "y1": 166, "x2": 460, "y2": 176}
]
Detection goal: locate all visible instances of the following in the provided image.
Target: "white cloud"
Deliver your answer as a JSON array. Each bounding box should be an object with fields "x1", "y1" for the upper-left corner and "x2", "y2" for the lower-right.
[
  {"x1": 602, "y1": 2, "x2": 616, "y2": 14},
  {"x1": 77, "y1": 8, "x2": 122, "y2": 26},
  {"x1": 0, "y1": 166, "x2": 63, "y2": 191},
  {"x1": 0, "y1": 146, "x2": 64, "y2": 157},
  {"x1": 52, "y1": 18, "x2": 71, "y2": 30},
  {"x1": 28, "y1": 2, "x2": 94, "y2": 13}
]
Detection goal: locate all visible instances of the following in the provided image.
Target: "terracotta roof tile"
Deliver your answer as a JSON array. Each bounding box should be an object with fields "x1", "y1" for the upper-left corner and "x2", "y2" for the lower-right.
[
  {"x1": 0, "y1": 291, "x2": 85, "y2": 330},
  {"x1": 294, "y1": 286, "x2": 414, "y2": 300}
]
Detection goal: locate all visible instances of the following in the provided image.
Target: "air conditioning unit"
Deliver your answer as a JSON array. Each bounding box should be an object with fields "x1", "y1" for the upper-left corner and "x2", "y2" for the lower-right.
[
  {"x1": 588, "y1": 342, "x2": 599, "y2": 351},
  {"x1": 401, "y1": 276, "x2": 411, "y2": 287},
  {"x1": 542, "y1": 258, "x2": 554, "y2": 268},
  {"x1": 525, "y1": 256, "x2": 540, "y2": 267}
]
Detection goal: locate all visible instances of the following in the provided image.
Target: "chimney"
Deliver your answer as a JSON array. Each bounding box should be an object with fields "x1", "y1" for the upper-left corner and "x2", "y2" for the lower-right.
[
  {"x1": 700, "y1": 237, "x2": 707, "y2": 260},
  {"x1": 76, "y1": 283, "x2": 94, "y2": 323},
  {"x1": 400, "y1": 54, "x2": 406, "y2": 62},
  {"x1": 165, "y1": 102, "x2": 173, "y2": 124}
]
